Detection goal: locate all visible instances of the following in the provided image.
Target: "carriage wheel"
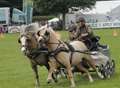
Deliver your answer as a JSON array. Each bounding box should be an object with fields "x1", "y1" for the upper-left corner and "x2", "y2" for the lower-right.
[
  {"x1": 98, "y1": 64, "x2": 106, "y2": 78},
  {"x1": 99, "y1": 63, "x2": 110, "y2": 79},
  {"x1": 109, "y1": 59, "x2": 115, "y2": 76},
  {"x1": 102, "y1": 60, "x2": 115, "y2": 79},
  {"x1": 102, "y1": 65, "x2": 108, "y2": 78},
  {"x1": 98, "y1": 60, "x2": 115, "y2": 79},
  {"x1": 105, "y1": 61, "x2": 111, "y2": 78}
]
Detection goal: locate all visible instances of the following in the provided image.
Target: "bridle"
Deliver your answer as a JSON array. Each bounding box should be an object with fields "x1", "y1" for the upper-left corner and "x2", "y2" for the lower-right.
[
  {"x1": 39, "y1": 33, "x2": 69, "y2": 55},
  {"x1": 19, "y1": 34, "x2": 38, "y2": 54},
  {"x1": 39, "y1": 32, "x2": 66, "y2": 50}
]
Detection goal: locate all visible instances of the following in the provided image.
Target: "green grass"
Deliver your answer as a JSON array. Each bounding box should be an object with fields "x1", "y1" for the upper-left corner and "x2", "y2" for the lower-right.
[{"x1": 0, "y1": 29, "x2": 120, "y2": 88}]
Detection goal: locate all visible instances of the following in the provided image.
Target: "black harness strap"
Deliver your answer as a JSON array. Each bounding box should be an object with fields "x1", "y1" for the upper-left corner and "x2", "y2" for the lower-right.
[
  {"x1": 49, "y1": 47, "x2": 69, "y2": 56},
  {"x1": 27, "y1": 48, "x2": 49, "y2": 59},
  {"x1": 26, "y1": 48, "x2": 49, "y2": 66},
  {"x1": 65, "y1": 42, "x2": 74, "y2": 64},
  {"x1": 70, "y1": 52, "x2": 74, "y2": 64},
  {"x1": 46, "y1": 38, "x2": 97, "y2": 68},
  {"x1": 73, "y1": 50, "x2": 97, "y2": 55},
  {"x1": 49, "y1": 47, "x2": 69, "y2": 67}
]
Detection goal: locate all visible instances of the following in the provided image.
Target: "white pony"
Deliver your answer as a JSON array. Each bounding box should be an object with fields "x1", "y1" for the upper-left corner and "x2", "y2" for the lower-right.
[{"x1": 37, "y1": 27, "x2": 104, "y2": 88}]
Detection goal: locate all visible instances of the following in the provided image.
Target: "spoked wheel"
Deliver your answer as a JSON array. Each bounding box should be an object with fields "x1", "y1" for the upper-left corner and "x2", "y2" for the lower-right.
[
  {"x1": 99, "y1": 64, "x2": 108, "y2": 79},
  {"x1": 105, "y1": 61, "x2": 111, "y2": 78},
  {"x1": 98, "y1": 60, "x2": 115, "y2": 79},
  {"x1": 98, "y1": 64, "x2": 106, "y2": 78},
  {"x1": 109, "y1": 59, "x2": 115, "y2": 76}
]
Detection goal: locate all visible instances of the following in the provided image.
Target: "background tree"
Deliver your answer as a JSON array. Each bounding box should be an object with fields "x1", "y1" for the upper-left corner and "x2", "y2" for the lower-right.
[{"x1": 33, "y1": 0, "x2": 96, "y2": 28}]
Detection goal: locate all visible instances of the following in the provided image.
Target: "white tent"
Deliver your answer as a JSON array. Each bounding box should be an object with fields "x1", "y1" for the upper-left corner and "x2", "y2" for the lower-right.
[{"x1": 48, "y1": 18, "x2": 59, "y2": 23}]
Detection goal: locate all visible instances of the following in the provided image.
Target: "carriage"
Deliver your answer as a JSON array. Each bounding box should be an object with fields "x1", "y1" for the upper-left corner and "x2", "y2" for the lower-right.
[
  {"x1": 80, "y1": 45, "x2": 115, "y2": 79},
  {"x1": 56, "y1": 36, "x2": 115, "y2": 79},
  {"x1": 59, "y1": 42, "x2": 115, "y2": 79}
]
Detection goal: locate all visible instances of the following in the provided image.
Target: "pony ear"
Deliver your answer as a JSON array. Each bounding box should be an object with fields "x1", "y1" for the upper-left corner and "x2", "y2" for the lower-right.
[
  {"x1": 45, "y1": 30, "x2": 50, "y2": 36},
  {"x1": 37, "y1": 31, "x2": 40, "y2": 36},
  {"x1": 18, "y1": 38, "x2": 21, "y2": 43}
]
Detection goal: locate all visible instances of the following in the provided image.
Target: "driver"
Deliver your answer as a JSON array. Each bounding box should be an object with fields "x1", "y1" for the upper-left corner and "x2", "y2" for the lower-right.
[{"x1": 74, "y1": 17, "x2": 93, "y2": 49}]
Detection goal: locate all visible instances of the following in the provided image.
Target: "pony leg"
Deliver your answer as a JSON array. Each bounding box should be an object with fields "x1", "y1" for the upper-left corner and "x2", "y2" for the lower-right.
[
  {"x1": 85, "y1": 56, "x2": 104, "y2": 79},
  {"x1": 66, "y1": 65, "x2": 75, "y2": 88},
  {"x1": 45, "y1": 64, "x2": 58, "y2": 82},
  {"x1": 58, "y1": 55, "x2": 75, "y2": 87},
  {"x1": 47, "y1": 59, "x2": 57, "y2": 83},
  {"x1": 76, "y1": 64, "x2": 94, "y2": 82},
  {"x1": 31, "y1": 65, "x2": 40, "y2": 88}
]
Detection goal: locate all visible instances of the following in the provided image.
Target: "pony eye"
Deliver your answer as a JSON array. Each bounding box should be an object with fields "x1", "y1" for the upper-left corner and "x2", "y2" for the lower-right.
[
  {"x1": 18, "y1": 38, "x2": 21, "y2": 43},
  {"x1": 37, "y1": 31, "x2": 40, "y2": 36}
]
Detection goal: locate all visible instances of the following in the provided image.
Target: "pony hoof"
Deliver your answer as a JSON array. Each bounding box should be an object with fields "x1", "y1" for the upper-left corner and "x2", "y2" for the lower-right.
[
  {"x1": 47, "y1": 79, "x2": 52, "y2": 84},
  {"x1": 90, "y1": 79, "x2": 94, "y2": 83},
  {"x1": 71, "y1": 85, "x2": 75, "y2": 88},
  {"x1": 54, "y1": 79, "x2": 58, "y2": 83},
  {"x1": 35, "y1": 85, "x2": 40, "y2": 88},
  {"x1": 100, "y1": 75, "x2": 104, "y2": 79},
  {"x1": 35, "y1": 83, "x2": 40, "y2": 88},
  {"x1": 98, "y1": 72, "x2": 104, "y2": 79}
]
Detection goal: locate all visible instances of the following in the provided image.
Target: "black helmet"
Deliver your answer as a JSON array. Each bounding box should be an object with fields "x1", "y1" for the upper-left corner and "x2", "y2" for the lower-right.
[{"x1": 76, "y1": 17, "x2": 86, "y2": 23}]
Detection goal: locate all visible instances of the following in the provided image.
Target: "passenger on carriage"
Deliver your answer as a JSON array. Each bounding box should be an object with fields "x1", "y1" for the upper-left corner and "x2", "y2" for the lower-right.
[{"x1": 68, "y1": 17, "x2": 105, "y2": 51}]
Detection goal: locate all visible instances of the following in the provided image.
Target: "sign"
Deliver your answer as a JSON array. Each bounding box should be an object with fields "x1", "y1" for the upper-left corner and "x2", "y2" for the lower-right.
[
  {"x1": 0, "y1": 7, "x2": 10, "y2": 25},
  {"x1": 12, "y1": 8, "x2": 25, "y2": 23},
  {"x1": 23, "y1": 0, "x2": 33, "y2": 24},
  {"x1": 88, "y1": 22, "x2": 120, "y2": 28}
]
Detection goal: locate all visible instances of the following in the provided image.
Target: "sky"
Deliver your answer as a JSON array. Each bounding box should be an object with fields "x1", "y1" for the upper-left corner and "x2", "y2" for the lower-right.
[{"x1": 90, "y1": 0, "x2": 120, "y2": 14}]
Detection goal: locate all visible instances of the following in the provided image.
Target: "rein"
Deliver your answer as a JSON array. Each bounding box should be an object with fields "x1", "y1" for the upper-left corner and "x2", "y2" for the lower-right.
[
  {"x1": 48, "y1": 40, "x2": 96, "y2": 56},
  {"x1": 47, "y1": 40, "x2": 69, "y2": 66},
  {"x1": 48, "y1": 41, "x2": 96, "y2": 65},
  {"x1": 47, "y1": 40, "x2": 66, "y2": 51},
  {"x1": 20, "y1": 34, "x2": 49, "y2": 59}
]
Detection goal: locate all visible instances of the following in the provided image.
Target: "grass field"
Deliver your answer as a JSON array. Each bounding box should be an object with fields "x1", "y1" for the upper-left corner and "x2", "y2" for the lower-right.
[{"x1": 0, "y1": 29, "x2": 120, "y2": 88}]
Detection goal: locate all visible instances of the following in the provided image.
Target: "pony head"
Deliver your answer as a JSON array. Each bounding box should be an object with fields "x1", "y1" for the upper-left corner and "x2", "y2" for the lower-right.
[
  {"x1": 18, "y1": 23, "x2": 39, "y2": 54},
  {"x1": 37, "y1": 27, "x2": 61, "y2": 45},
  {"x1": 18, "y1": 32, "x2": 38, "y2": 55},
  {"x1": 37, "y1": 29, "x2": 50, "y2": 44}
]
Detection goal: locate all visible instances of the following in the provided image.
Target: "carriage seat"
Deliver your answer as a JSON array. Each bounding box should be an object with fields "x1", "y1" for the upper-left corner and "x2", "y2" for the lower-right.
[
  {"x1": 89, "y1": 36, "x2": 108, "y2": 51},
  {"x1": 98, "y1": 44, "x2": 108, "y2": 49}
]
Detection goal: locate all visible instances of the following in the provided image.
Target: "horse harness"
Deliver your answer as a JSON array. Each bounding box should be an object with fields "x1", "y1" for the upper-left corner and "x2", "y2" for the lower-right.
[
  {"x1": 47, "y1": 40, "x2": 95, "y2": 66},
  {"x1": 26, "y1": 48, "x2": 49, "y2": 59},
  {"x1": 20, "y1": 33, "x2": 49, "y2": 61},
  {"x1": 24, "y1": 39, "x2": 96, "y2": 67}
]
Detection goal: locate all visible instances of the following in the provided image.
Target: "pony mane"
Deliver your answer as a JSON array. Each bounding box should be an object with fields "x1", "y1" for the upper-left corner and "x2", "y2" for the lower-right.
[
  {"x1": 37, "y1": 26, "x2": 61, "y2": 40},
  {"x1": 20, "y1": 23, "x2": 39, "y2": 34},
  {"x1": 39, "y1": 24, "x2": 48, "y2": 30},
  {"x1": 47, "y1": 27, "x2": 61, "y2": 40}
]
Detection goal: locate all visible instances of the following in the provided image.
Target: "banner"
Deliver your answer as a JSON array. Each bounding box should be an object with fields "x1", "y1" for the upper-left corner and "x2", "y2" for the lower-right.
[
  {"x1": 88, "y1": 22, "x2": 120, "y2": 28},
  {"x1": 0, "y1": 7, "x2": 10, "y2": 25},
  {"x1": 23, "y1": 0, "x2": 33, "y2": 24},
  {"x1": 12, "y1": 8, "x2": 25, "y2": 23}
]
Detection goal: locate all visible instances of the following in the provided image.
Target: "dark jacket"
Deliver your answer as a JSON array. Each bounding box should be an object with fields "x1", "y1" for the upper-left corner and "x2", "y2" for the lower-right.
[{"x1": 75, "y1": 25, "x2": 93, "y2": 41}]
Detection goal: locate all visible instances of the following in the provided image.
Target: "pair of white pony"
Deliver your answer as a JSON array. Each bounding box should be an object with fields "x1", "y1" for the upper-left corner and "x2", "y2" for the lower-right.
[{"x1": 36, "y1": 25, "x2": 104, "y2": 88}]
